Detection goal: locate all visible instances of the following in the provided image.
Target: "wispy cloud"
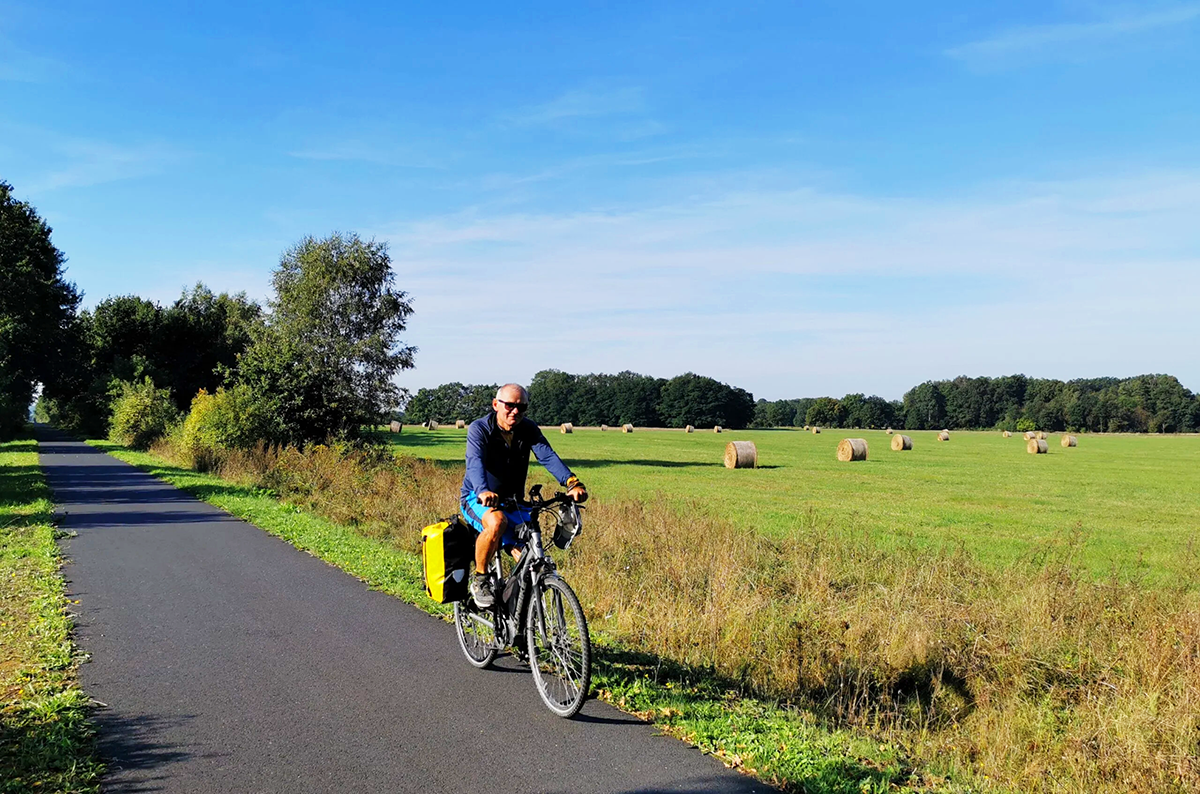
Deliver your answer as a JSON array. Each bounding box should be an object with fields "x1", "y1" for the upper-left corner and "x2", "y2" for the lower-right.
[
  {"x1": 9, "y1": 132, "x2": 188, "y2": 193},
  {"x1": 946, "y1": 4, "x2": 1200, "y2": 66},
  {"x1": 502, "y1": 86, "x2": 647, "y2": 127},
  {"x1": 380, "y1": 170, "x2": 1200, "y2": 398},
  {"x1": 287, "y1": 140, "x2": 440, "y2": 168},
  {"x1": 471, "y1": 146, "x2": 716, "y2": 192},
  {"x1": 0, "y1": 39, "x2": 70, "y2": 82}
]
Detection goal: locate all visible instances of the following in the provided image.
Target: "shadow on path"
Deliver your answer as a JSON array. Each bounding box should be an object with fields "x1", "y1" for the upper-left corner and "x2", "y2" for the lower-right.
[{"x1": 91, "y1": 712, "x2": 196, "y2": 794}]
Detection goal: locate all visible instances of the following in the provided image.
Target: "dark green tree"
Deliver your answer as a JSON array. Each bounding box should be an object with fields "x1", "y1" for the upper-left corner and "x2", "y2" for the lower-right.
[
  {"x1": 160, "y1": 285, "x2": 262, "y2": 411},
  {"x1": 0, "y1": 181, "x2": 80, "y2": 438},
  {"x1": 608, "y1": 371, "x2": 665, "y2": 426},
  {"x1": 528, "y1": 369, "x2": 578, "y2": 425},
  {"x1": 840, "y1": 393, "x2": 867, "y2": 427},
  {"x1": 658, "y1": 373, "x2": 753, "y2": 428},
  {"x1": 754, "y1": 399, "x2": 798, "y2": 427},
  {"x1": 805, "y1": 397, "x2": 841, "y2": 428},
  {"x1": 404, "y1": 382, "x2": 496, "y2": 423},
  {"x1": 902, "y1": 382, "x2": 945, "y2": 430}
]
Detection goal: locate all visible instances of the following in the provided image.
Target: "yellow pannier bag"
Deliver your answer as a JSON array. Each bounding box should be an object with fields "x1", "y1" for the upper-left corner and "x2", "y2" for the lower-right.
[{"x1": 421, "y1": 516, "x2": 474, "y2": 603}]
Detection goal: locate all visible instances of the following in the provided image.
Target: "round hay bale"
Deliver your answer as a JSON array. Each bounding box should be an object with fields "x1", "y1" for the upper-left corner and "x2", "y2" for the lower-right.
[
  {"x1": 724, "y1": 441, "x2": 757, "y2": 469},
  {"x1": 1027, "y1": 439, "x2": 1048, "y2": 454},
  {"x1": 622, "y1": 424, "x2": 633, "y2": 433},
  {"x1": 885, "y1": 427, "x2": 894, "y2": 435},
  {"x1": 1002, "y1": 430, "x2": 1012, "y2": 438},
  {"x1": 837, "y1": 438, "x2": 869, "y2": 461},
  {"x1": 891, "y1": 434, "x2": 912, "y2": 451},
  {"x1": 811, "y1": 426, "x2": 821, "y2": 434},
  {"x1": 428, "y1": 420, "x2": 439, "y2": 431},
  {"x1": 455, "y1": 419, "x2": 466, "y2": 429},
  {"x1": 685, "y1": 425, "x2": 694, "y2": 433},
  {"x1": 389, "y1": 420, "x2": 402, "y2": 434},
  {"x1": 1023, "y1": 431, "x2": 1036, "y2": 440},
  {"x1": 1037, "y1": 431, "x2": 1047, "y2": 440},
  {"x1": 561, "y1": 423, "x2": 573, "y2": 434},
  {"x1": 937, "y1": 431, "x2": 950, "y2": 442},
  {"x1": 714, "y1": 425, "x2": 722, "y2": 433},
  {"x1": 803, "y1": 425, "x2": 810, "y2": 431},
  {"x1": 600, "y1": 424, "x2": 608, "y2": 431},
  {"x1": 1061, "y1": 435, "x2": 1077, "y2": 447}
]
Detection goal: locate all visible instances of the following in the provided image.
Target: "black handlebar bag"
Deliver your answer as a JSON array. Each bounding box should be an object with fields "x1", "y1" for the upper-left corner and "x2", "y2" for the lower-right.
[{"x1": 420, "y1": 516, "x2": 474, "y2": 603}]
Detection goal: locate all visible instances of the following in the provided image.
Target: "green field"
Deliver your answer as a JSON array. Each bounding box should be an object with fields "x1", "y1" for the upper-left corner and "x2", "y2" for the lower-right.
[{"x1": 389, "y1": 427, "x2": 1200, "y2": 583}]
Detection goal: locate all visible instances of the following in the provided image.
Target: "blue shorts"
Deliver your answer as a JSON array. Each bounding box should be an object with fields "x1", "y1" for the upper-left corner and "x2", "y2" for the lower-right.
[{"x1": 460, "y1": 491, "x2": 533, "y2": 549}]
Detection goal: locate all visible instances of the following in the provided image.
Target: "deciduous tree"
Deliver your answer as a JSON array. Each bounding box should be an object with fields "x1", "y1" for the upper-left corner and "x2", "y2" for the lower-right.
[
  {"x1": 0, "y1": 181, "x2": 80, "y2": 438},
  {"x1": 235, "y1": 232, "x2": 415, "y2": 444}
]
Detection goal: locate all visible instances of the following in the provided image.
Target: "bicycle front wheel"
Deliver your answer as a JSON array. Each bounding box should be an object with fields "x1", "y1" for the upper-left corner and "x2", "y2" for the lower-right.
[
  {"x1": 454, "y1": 600, "x2": 498, "y2": 669},
  {"x1": 526, "y1": 575, "x2": 591, "y2": 717}
]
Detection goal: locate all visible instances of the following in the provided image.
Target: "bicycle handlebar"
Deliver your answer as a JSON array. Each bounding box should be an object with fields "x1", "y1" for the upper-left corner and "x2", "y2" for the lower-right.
[{"x1": 478, "y1": 489, "x2": 582, "y2": 513}]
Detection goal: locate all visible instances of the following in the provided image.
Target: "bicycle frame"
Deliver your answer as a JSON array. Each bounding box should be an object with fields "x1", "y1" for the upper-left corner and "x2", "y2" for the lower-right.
[{"x1": 462, "y1": 519, "x2": 557, "y2": 652}]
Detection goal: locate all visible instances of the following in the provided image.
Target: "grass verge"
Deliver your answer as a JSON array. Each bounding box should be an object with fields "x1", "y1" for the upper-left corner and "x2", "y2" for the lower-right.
[
  {"x1": 89, "y1": 440, "x2": 941, "y2": 793},
  {"x1": 0, "y1": 435, "x2": 103, "y2": 793}
]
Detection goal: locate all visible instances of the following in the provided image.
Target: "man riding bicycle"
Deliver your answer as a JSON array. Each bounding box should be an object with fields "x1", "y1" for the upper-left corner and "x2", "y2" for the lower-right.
[{"x1": 461, "y1": 383, "x2": 588, "y2": 608}]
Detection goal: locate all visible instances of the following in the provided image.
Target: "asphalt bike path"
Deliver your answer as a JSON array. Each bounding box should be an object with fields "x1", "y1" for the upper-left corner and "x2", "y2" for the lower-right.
[{"x1": 34, "y1": 427, "x2": 774, "y2": 794}]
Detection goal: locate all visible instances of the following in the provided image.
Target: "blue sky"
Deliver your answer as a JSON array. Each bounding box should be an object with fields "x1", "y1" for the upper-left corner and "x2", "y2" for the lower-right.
[{"x1": 3, "y1": 1, "x2": 1198, "y2": 400}]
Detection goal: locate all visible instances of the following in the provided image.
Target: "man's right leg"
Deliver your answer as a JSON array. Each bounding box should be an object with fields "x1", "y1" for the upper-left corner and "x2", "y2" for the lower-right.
[
  {"x1": 475, "y1": 508, "x2": 507, "y2": 573},
  {"x1": 470, "y1": 509, "x2": 507, "y2": 608}
]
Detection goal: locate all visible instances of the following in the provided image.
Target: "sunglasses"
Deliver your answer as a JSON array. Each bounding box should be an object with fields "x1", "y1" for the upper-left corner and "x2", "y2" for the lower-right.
[{"x1": 497, "y1": 399, "x2": 528, "y2": 413}]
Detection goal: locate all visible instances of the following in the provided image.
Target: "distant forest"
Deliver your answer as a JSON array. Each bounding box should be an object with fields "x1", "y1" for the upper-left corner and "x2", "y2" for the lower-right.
[{"x1": 403, "y1": 371, "x2": 1200, "y2": 433}]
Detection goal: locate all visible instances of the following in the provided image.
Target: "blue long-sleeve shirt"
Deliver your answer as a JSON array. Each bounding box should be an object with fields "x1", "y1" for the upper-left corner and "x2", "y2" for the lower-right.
[{"x1": 461, "y1": 412, "x2": 574, "y2": 502}]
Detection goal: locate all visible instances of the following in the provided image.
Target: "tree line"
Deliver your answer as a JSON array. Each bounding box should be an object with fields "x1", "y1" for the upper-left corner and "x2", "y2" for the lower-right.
[
  {"x1": 753, "y1": 374, "x2": 1200, "y2": 432},
  {"x1": 403, "y1": 370, "x2": 758, "y2": 429},
  {"x1": 406, "y1": 372, "x2": 1200, "y2": 434},
  {"x1": 2, "y1": 179, "x2": 414, "y2": 447}
]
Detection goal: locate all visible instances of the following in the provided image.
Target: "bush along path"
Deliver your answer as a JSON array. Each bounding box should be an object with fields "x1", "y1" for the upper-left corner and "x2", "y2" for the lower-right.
[
  {"x1": 85, "y1": 439, "x2": 945, "y2": 794},
  {"x1": 0, "y1": 434, "x2": 103, "y2": 793}
]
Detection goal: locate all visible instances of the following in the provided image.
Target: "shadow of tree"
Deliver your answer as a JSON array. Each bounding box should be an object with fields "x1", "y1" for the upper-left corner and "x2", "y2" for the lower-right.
[{"x1": 89, "y1": 711, "x2": 196, "y2": 793}]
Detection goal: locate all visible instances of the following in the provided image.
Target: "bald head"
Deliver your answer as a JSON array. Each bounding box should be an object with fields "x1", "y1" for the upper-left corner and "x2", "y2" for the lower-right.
[
  {"x1": 493, "y1": 383, "x2": 529, "y2": 430},
  {"x1": 496, "y1": 383, "x2": 528, "y2": 403}
]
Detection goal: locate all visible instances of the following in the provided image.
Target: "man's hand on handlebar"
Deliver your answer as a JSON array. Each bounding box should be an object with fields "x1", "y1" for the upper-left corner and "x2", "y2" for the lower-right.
[
  {"x1": 567, "y1": 485, "x2": 588, "y2": 503},
  {"x1": 477, "y1": 490, "x2": 500, "y2": 507}
]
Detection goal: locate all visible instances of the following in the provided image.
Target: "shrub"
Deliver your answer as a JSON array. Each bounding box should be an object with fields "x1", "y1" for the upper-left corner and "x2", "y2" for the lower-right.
[
  {"x1": 1015, "y1": 417, "x2": 1036, "y2": 432},
  {"x1": 107, "y1": 377, "x2": 178, "y2": 449},
  {"x1": 178, "y1": 385, "x2": 270, "y2": 469}
]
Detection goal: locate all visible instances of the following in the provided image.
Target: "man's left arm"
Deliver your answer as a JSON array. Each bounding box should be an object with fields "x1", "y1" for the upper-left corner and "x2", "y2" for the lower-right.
[{"x1": 530, "y1": 427, "x2": 588, "y2": 502}]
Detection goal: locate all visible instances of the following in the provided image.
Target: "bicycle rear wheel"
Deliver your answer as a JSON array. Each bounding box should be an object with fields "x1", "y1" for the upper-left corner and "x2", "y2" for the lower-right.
[
  {"x1": 454, "y1": 600, "x2": 498, "y2": 668},
  {"x1": 526, "y1": 575, "x2": 591, "y2": 717}
]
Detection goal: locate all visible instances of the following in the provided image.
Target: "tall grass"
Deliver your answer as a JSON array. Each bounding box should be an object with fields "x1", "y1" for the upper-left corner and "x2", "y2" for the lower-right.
[
  {"x1": 154, "y1": 437, "x2": 1200, "y2": 793},
  {"x1": 566, "y1": 499, "x2": 1200, "y2": 791}
]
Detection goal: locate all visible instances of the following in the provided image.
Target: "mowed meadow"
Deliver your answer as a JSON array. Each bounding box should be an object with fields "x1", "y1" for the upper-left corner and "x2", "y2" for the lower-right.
[{"x1": 390, "y1": 426, "x2": 1200, "y2": 584}]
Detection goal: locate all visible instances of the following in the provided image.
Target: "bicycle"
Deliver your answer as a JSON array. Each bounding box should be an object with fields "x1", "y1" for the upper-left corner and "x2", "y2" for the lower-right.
[{"x1": 453, "y1": 485, "x2": 592, "y2": 718}]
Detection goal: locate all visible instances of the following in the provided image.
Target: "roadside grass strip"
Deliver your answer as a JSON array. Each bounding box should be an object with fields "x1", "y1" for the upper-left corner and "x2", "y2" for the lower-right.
[
  {"x1": 0, "y1": 436, "x2": 103, "y2": 793},
  {"x1": 90, "y1": 441, "x2": 946, "y2": 793}
]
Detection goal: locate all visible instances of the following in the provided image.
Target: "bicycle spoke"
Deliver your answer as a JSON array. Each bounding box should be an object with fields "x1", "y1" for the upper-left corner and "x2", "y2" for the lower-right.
[{"x1": 526, "y1": 576, "x2": 591, "y2": 717}]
